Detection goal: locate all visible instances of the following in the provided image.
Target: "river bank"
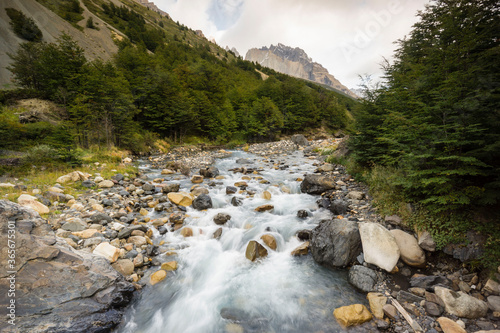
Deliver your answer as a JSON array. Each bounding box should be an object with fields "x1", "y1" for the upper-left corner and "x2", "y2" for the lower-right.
[{"x1": 0, "y1": 137, "x2": 499, "y2": 332}]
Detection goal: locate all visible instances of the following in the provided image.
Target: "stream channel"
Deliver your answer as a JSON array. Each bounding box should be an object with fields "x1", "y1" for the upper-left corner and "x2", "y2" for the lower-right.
[{"x1": 116, "y1": 149, "x2": 368, "y2": 333}]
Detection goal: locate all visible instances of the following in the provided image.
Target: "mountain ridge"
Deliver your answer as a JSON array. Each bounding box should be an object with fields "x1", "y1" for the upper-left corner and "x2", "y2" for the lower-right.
[{"x1": 245, "y1": 44, "x2": 357, "y2": 98}]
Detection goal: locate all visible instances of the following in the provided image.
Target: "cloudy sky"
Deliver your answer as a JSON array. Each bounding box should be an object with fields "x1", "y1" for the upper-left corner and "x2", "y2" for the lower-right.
[{"x1": 155, "y1": 0, "x2": 430, "y2": 89}]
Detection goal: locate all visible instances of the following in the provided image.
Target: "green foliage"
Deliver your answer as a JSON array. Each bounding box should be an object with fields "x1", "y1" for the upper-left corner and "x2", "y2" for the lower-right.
[
  {"x1": 35, "y1": 0, "x2": 84, "y2": 28},
  {"x1": 347, "y1": 0, "x2": 499, "y2": 269},
  {"x1": 5, "y1": 8, "x2": 43, "y2": 42}
]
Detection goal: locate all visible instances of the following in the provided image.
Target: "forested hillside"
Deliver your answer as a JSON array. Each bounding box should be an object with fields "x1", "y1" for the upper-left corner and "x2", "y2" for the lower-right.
[
  {"x1": 0, "y1": 0, "x2": 356, "y2": 156},
  {"x1": 347, "y1": 0, "x2": 499, "y2": 266}
]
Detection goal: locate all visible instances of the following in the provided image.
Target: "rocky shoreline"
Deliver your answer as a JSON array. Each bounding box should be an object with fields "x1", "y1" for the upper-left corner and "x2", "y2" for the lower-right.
[{"x1": 0, "y1": 136, "x2": 499, "y2": 332}]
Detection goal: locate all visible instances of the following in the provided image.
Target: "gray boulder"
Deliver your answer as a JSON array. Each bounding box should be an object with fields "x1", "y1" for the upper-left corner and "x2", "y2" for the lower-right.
[
  {"x1": 200, "y1": 166, "x2": 219, "y2": 178},
  {"x1": 192, "y1": 194, "x2": 213, "y2": 210},
  {"x1": 300, "y1": 174, "x2": 336, "y2": 195},
  {"x1": 0, "y1": 200, "x2": 134, "y2": 333},
  {"x1": 348, "y1": 265, "x2": 378, "y2": 292},
  {"x1": 310, "y1": 219, "x2": 361, "y2": 267},
  {"x1": 434, "y1": 286, "x2": 489, "y2": 319},
  {"x1": 291, "y1": 134, "x2": 309, "y2": 146}
]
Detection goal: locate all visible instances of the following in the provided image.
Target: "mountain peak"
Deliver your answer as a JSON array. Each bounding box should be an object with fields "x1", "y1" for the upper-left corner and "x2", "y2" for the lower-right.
[{"x1": 246, "y1": 44, "x2": 357, "y2": 98}]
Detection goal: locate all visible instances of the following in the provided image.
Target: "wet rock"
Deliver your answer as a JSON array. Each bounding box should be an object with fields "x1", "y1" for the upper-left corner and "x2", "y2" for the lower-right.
[
  {"x1": 296, "y1": 229, "x2": 312, "y2": 241},
  {"x1": 310, "y1": 219, "x2": 361, "y2": 267},
  {"x1": 262, "y1": 190, "x2": 272, "y2": 200},
  {"x1": 191, "y1": 175, "x2": 204, "y2": 184},
  {"x1": 333, "y1": 304, "x2": 373, "y2": 327},
  {"x1": 359, "y1": 222, "x2": 400, "y2": 272},
  {"x1": 349, "y1": 265, "x2": 379, "y2": 292},
  {"x1": 291, "y1": 242, "x2": 309, "y2": 256},
  {"x1": 291, "y1": 134, "x2": 309, "y2": 146},
  {"x1": 390, "y1": 229, "x2": 426, "y2": 267},
  {"x1": 192, "y1": 194, "x2": 213, "y2": 210},
  {"x1": 434, "y1": 286, "x2": 489, "y2": 319},
  {"x1": 213, "y1": 227, "x2": 223, "y2": 240},
  {"x1": 169, "y1": 212, "x2": 185, "y2": 225},
  {"x1": 180, "y1": 227, "x2": 193, "y2": 237},
  {"x1": 300, "y1": 174, "x2": 336, "y2": 194},
  {"x1": 150, "y1": 270, "x2": 167, "y2": 285},
  {"x1": 214, "y1": 213, "x2": 231, "y2": 225},
  {"x1": 255, "y1": 204, "x2": 274, "y2": 212},
  {"x1": 231, "y1": 197, "x2": 243, "y2": 206},
  {"x1": 245, "y1": 240, "x2": 268, "y2": 261},
  {"x1": 191, "y1": 187, "x2": 209, "y2": 197},
  {"x1": 437, "y1": 317, "x2": 467, "y2": 333},
  {"x1": 167, "y1": 192, "x2": 193, "y2": 207},
  {"x1": 297, "y1": 210, "x2": 309, "y2": 218},
  {"x1": 367, "y1": 292, "x2": 387, "y2": 319},
  {"x1": 260, "y1": 234, "x2": 277, "y2": 250},
  {"x1": 200, "y1": 166, "x2": 219, "y2": 178},
  {"x1": 160, "y1": 261, "x2": 178, "y2": 271},
  {"x1": 226, "y1": 186, "x2": 238, "y2": 194}
]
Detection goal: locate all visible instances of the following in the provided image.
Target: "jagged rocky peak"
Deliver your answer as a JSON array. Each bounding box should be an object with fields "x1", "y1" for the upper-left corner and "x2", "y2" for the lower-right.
[
  {"x1": 246, "y1": 43, "x2": 357, "y2": 98},
  {"x1": 225, "y1": 46, "x2": 240, "y2": 58},
  {"x1": 268, "y1": 43, "x2": 312, "y2": 63}
]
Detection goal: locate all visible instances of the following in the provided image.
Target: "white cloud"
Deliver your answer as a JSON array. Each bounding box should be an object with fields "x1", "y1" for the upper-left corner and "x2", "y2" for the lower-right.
[{"x1": 155, "y1": 0, "x2": 430, "y2": 88}]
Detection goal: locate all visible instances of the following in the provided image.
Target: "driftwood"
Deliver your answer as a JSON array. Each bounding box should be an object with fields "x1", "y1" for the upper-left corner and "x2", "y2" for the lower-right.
[{"x1": 391, "y1": 298, "x2": 424, "y2": 332}]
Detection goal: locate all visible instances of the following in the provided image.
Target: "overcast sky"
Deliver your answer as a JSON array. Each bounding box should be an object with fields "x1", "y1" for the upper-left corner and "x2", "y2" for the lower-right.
[{"x1": 155, "y1": 0, "x2": 430, "y2": 89}]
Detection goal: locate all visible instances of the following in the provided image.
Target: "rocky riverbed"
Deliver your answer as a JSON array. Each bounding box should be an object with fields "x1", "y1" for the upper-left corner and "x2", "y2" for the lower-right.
[{"x1": 1, "y1": 136, "x2": 499, "y2": 332}]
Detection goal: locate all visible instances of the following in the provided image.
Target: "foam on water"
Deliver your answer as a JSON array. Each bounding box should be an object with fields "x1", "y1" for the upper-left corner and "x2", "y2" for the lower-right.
[{"x1": 117, "y1": 150, "x2": 368, "y2": 333}]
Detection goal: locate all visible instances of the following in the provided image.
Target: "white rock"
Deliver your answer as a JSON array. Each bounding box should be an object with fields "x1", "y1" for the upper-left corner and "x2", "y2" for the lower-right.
[
  {"x1": 93, "y1": 242, "x2": 120, "y2": 263},
  {"x1": 0, "y1": 183, "x2": 15, "y2": 188},
  {"x1": 359, "y1": 222, "x2": 400, "y2": 272},
  {"x1": 123, "y1": 157, "x2": 132, "y2": 163},
  {"x1": 94, "y1": 176, "x2": 104, "y2": 183}
]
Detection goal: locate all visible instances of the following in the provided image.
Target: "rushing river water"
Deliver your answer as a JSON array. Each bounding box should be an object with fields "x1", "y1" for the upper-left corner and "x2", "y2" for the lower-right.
[{"x1": 116, "y1": 150, "x2": 368, "y2": 333}]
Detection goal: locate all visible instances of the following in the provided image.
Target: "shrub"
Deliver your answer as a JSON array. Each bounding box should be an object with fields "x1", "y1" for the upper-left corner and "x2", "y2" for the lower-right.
[{"x1": 5, "y1": 8, "x2": 43, "y2": 42}]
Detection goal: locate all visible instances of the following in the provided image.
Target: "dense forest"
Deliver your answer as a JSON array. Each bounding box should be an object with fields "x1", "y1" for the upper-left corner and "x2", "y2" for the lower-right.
[
  {"x1": 1, "y1": 0, "x2": 356, "y2": 155},
  {"x1": 347, "y1": 0, "x2": 499, "y2": 265}
]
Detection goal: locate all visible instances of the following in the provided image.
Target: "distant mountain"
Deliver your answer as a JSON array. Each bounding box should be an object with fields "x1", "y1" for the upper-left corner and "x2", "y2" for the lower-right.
[{"x1": 245, "y1": 43, "x2": 357, "y2": 98}]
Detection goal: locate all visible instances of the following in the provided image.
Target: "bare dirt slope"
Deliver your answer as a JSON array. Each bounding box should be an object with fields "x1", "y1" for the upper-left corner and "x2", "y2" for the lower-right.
[{"x1": 0, "y1": 0, "x2": 123, "y2": 89}]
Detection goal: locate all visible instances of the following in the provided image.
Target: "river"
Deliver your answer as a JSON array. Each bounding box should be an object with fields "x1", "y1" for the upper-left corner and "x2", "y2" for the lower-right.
[{"x1": 116, "y1": 149, "x2": 368, "y2": 333}]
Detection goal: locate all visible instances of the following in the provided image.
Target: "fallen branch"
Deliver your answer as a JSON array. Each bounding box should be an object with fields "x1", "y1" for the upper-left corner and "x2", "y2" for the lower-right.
[{"x1": 391, "y1": 298, "x2": 423, "y2": 333}]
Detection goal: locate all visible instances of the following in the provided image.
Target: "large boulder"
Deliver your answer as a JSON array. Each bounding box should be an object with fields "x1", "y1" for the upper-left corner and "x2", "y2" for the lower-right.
[
  {"x1": 192, "y1": 194, "x2": 213, "y2": 210},
  {"x1": 310, "y1": 219, "x2": 361, "y2": 267},
  {"x1": 300, "y1": 174, "x2": 336, "y2": 195},
  {"x1": 0, "y1": 200, "x2": 134, "y2": 333},
  {"x1": 359, "y1": 222, "x2": 400, "y2": 272},
  {"x1": 348, "y1": 265, "x2": 379, "y2": 292},
  {"x1": 390, "y1": 229, "x2": 426, "y2": 267},
  {"x1": 434, "y1": 287, "x2": 489, "y2": 319},
  {"x1": 291, "y1": 134, "x2": 309, "y2": 146}
]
